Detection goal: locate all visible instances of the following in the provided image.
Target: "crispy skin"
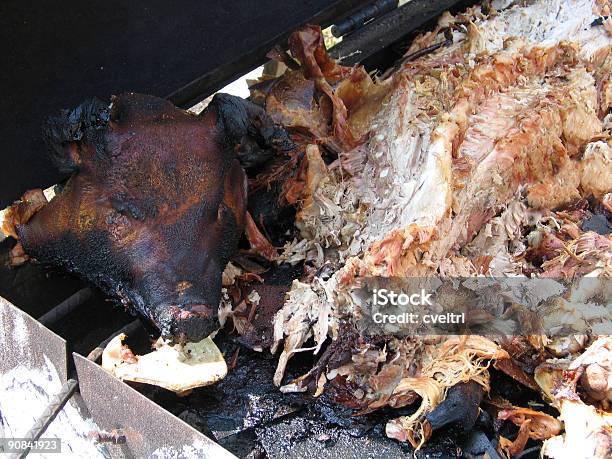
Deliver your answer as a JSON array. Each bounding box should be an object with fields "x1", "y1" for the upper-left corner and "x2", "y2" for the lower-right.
[
  {"x1": 17, "y1": 92, "x2": 290, "y2": 343},
  {"x1": 266, "y1": 24, "x2": 363, "y2": 151}
]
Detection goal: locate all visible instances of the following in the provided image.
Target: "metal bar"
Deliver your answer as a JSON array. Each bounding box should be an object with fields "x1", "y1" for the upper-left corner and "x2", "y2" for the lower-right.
[
  {"x1": 16, "y1": 379, "x2": 79, "y2": 459},
  {"x1": 329, "y1": 0, "x2": 464, "y2": 66},
  {"x1": 331, "y1": 0, "x2": 398, "y2": 37},
  {"x1": 37, "y1": 287, "x2": 92, "y2": 326}
]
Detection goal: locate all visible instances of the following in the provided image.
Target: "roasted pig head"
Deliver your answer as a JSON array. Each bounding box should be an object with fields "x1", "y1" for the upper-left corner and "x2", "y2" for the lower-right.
[{"x1": 14, "y1": 92, "x2": 291, "y2": 343}]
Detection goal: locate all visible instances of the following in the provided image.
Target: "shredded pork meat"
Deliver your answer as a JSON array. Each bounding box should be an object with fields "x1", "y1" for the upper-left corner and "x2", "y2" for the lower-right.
[{"x1": 248, "y1": 0, "x2": 612, "y2": 456}]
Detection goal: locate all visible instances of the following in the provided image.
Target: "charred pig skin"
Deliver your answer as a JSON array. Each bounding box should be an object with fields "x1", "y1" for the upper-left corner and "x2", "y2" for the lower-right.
[{"x1": 16, "y1": 92, "x2": 290, "y2": 343}]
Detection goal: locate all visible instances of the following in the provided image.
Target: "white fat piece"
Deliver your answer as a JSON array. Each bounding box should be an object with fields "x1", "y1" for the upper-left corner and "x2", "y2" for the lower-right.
[{"x1": 102, "y1": 334, "x2": 227, "y2": 393}]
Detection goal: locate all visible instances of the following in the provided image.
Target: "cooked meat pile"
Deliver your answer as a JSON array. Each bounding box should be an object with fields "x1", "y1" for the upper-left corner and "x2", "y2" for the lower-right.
[
  {"x1": 3, "y1": 92, "x2": 291, "y2": 343},
  {"x1": 3, "y1": 0, "x2": 612, "y2": 457},
  {"x1": 227, "y1": 1, "x2": 612, "y2": 457}
]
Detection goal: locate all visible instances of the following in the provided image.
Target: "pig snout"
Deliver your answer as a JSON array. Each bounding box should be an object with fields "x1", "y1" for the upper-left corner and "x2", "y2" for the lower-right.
[
  {"x1": 145, "y1": 264, "x2": 224, "y2": 344},
  {"x1": 153, "y1": 298, "x2": 219, "y2": 344},
  {"x1": 166, "y1": 303, "x2": 217, "y2": 343}
]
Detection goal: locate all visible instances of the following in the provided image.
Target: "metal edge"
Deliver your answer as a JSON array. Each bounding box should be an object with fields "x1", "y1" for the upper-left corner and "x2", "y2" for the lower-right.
[
  {"x1": 73, "y1": 352, "x2": 237, "y2": 458},
  {"x1": 0, "y1": 295, "x2": 68, "y2": 382}
]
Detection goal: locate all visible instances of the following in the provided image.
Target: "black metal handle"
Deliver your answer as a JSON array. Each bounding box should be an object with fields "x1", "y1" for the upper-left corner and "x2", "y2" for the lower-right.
[{"x1": 331, "y1": 0, "x2": 398, "y2": 37}]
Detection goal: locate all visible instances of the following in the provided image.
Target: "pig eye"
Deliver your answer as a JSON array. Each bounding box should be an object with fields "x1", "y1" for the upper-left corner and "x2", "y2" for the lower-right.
[{"x1": 217, "y1": 203, "x2": 231, "y2": 221}]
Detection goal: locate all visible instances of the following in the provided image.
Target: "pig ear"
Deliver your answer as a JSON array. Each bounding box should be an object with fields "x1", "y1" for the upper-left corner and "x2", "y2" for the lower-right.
[
  {"x1": 208, "y1": 93, "x2": 250, "y2": 145},
  {"x1": 209, "y1": 93, "x2": 295, "y2": 168},
  {"x1": 42, "y1": 97, "x2": 110, "y2": 174}
]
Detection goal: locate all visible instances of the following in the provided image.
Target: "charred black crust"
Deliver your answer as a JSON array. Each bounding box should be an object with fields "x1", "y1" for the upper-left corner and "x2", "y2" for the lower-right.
[
  {"x1": 42, "y1": 97, "x2": 110, "y2": 174},
  {"x1": 210, "y1": 93, "x2": 251, "y2": 146},
  {"x1": 210, "y1": 93, "x2": 295, "y2": 169},
  {"x1": 167, "y1": 309, "x2": 219, "y2": 344},
  {"x1": 425, "y1": 381, "x2": 484, "y2": 434},
  {"x1": 248, "y1": 181, "x2": 297, "y2": 245}
]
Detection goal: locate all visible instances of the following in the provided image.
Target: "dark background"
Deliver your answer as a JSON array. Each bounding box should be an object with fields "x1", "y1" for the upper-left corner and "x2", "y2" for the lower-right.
[{"x1": 0, "y1": 0, "x2": 367, "y2": 208}]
